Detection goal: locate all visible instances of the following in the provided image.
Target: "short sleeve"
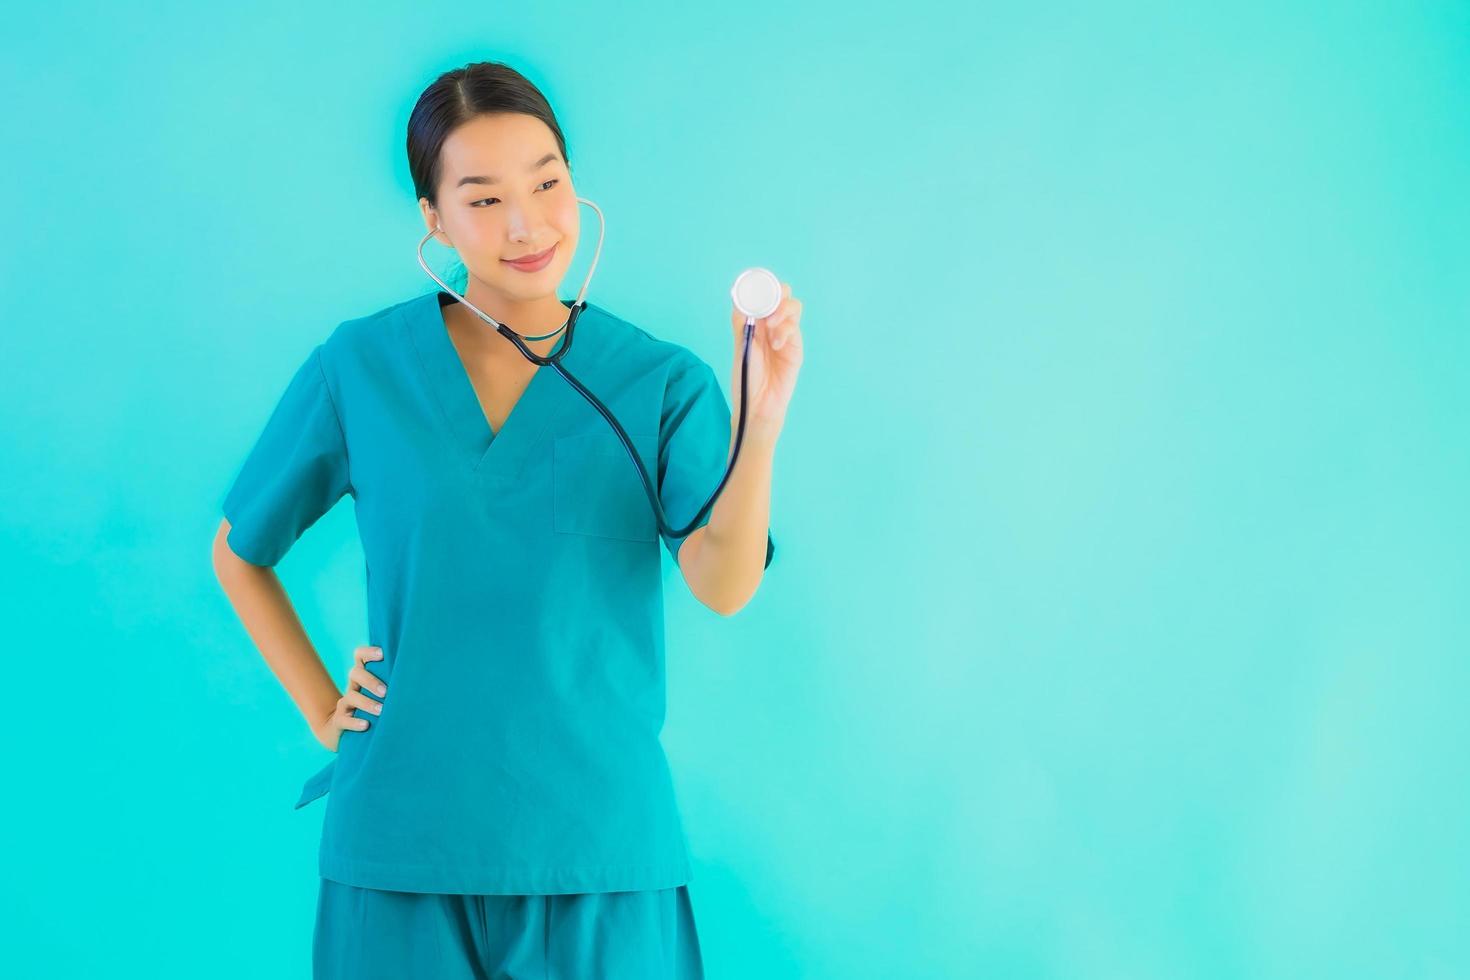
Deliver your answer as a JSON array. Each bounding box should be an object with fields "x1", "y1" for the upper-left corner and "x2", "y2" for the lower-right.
[
  {"x1": 658, "y1": 353, "x2": 775, "y2": 569},
  {"x1": 220, "y1": 345, "x2": 352, "y2": 567}
]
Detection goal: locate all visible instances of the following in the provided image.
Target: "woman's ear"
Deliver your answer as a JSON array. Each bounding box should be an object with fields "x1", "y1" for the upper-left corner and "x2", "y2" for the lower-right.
[{"x1": 419, "y1": 199, "x2": 451, "y2": 246}]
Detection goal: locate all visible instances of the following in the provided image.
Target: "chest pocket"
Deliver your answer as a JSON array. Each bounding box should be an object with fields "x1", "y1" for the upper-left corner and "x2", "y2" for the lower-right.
[{"x1": 552, "y1": 430, "x2": 659, "y2": 543}]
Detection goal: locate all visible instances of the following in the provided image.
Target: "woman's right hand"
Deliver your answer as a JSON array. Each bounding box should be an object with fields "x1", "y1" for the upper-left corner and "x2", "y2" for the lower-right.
[{"x1": 313, "y1": 645, "x2": 388, "y2": 752}]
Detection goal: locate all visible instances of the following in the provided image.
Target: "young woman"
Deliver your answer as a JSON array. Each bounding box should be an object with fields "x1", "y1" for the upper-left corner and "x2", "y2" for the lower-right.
[{"x1": 212, "y1": 61, "x2": 803, "y2": 978}]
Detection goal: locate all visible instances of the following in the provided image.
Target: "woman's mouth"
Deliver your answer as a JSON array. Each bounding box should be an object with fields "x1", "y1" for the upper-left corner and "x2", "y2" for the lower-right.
[{"x1": 501, "y1": 243, "x2": 557, "y2": 272}]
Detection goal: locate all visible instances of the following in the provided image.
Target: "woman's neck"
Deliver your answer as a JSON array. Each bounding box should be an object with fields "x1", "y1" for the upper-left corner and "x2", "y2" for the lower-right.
[{"x1": 449, "y1": 286, "x2": 571, "y2": 360}]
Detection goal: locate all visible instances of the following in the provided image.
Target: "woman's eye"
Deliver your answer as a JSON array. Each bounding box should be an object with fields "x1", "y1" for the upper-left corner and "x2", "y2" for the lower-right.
[{"x1": 471, "y1": 179, "x2": 559, "y2": 208}]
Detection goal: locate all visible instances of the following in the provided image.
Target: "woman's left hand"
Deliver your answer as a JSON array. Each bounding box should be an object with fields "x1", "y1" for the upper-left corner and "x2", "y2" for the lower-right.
[{"x1": 729, "y1": 280, "x2": 803, "y2": 438}]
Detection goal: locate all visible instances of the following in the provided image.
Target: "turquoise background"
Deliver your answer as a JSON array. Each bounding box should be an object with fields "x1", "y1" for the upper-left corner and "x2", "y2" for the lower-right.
[{"x1": 3, "y1": 2, "x2": 1467, "y2": 977}]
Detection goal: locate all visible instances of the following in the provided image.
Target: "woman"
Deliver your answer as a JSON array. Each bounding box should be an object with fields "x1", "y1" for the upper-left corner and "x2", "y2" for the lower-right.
[{"x1": 211, "y1": 61, "x2": 803, "y2": 978}]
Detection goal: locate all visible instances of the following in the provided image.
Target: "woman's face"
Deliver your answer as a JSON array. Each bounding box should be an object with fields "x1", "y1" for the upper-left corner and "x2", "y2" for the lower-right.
[{"x1": 420, "y1": 113, "x2": 578, "y2": 304}]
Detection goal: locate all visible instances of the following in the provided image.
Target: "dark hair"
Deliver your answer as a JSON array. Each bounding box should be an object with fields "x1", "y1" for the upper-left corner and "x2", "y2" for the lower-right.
[{"x1": 406, "y1": 61, "x2": 571, "y2": 210}]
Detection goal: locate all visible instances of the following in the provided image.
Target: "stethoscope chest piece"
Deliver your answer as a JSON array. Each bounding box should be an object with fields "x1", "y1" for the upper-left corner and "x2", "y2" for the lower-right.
[{"x1": 731, "y1": 267, "x2": 782, "y2": 321}]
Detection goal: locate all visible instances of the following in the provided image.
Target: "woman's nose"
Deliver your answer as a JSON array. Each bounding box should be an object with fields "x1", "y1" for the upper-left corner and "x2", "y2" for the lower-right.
[{"x1": 505, "y1": 205, "x2": 536, "y2": 240}]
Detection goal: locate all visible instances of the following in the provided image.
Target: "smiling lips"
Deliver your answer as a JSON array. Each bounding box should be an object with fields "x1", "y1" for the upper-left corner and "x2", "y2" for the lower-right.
[{"x1": 502, "y1": 243, "x2": 557, "y2": 272}]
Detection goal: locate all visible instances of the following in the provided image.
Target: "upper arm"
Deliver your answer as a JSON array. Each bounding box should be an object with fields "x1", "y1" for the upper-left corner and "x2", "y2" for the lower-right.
[{"x1": 218, "y1": 344, "x2": 352, "y2": 568}]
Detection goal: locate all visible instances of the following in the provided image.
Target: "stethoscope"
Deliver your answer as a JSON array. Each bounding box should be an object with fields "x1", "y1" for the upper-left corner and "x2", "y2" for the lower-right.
[{"x1": 416, "y1": 196, "x2": 782, "y2": 543}]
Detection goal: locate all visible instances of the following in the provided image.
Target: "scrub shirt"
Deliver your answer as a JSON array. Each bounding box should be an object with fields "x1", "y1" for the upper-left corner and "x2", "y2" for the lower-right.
[{"x1": 221, "y1": 289, "x2": 774, "y2": 896}]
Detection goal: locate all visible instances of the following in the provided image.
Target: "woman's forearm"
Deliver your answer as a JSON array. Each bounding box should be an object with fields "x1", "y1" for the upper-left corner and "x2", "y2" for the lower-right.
[
  {"x1": 212, "y1": 520, "x2": 342, "y2": 739},
  {"x1": 679, "y1": 421, "x2": 778, "y2": 615}
]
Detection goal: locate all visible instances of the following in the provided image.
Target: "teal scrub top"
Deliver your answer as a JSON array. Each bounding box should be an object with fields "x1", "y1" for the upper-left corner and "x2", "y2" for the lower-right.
[{"x1": 220, "y1": 289, "x2": 774, "y2": 895}]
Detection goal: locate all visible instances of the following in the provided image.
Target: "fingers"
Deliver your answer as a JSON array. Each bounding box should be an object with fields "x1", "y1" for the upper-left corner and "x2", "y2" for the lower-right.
[
  {"x1": 353, "y1": 644, "x2": 383, "y2": 667},
  {"x1": 342, "y1": 645, "x2": 386, "y2": 732},
  {"x1": 731, "y1": 281, "x2": 802, "y2": 352},
  {"x1": 336, "y1": 698, "x2": 371, "y2": 731},
  {"x1": 345, "y1": 687, "x2": 383, "y2": 715},
  {"x1": 755, "y1": 283, "x2": 801, "y2": 351},
  {"x1": 350, "y1": 662, "x2": 387, "y2": 697},
  {"x1": 348, "y1": 645, "x2": 385, "y2": 692},
  {"x1": 765, "y1": 297, "x2": 802, "y2": 350}
]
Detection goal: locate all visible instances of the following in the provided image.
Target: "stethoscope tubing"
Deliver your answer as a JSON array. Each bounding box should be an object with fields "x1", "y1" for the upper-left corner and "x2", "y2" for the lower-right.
[{"x1": 415, "y1": 198, "x2": 753, "y2": 543}]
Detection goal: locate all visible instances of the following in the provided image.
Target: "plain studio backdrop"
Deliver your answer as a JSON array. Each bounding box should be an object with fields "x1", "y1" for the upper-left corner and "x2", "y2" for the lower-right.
[{"x1": 2, "y1": 2, "x2": 1466, "y2": 978}]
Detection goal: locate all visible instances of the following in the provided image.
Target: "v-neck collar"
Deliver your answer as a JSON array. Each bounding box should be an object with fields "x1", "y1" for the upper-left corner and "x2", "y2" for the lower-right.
[{"x1": 404, "y1": 289, "x2": 588, "y2": 485}]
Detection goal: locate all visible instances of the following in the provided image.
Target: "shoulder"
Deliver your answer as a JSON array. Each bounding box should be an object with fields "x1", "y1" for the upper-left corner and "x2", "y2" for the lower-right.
[
  {"x1": 584, "y1": 302, "x2": 712, "y2": 387},
  {"x1": 322, "y1": 291, "x2": 424, "y2": 356},
  {"x1": 312, "y1": 290, "x2": 434, "y2": 387}
]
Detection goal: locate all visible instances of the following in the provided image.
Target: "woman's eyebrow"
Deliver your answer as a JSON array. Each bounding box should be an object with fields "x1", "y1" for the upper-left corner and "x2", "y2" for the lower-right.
[{"x1": 456, "y1": 152, "x2": 560, "y2": 187}]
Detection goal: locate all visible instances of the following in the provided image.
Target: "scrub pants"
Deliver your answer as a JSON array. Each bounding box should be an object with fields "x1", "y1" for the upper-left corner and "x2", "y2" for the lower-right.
[{"x1": 312, "y1": 876, "x2": 705, "y2": 980}]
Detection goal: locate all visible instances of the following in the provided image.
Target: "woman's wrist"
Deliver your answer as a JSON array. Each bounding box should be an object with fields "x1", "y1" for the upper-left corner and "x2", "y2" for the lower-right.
[{"x1": 735, "y1": 416, "x2": 783, "y2": 451}]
